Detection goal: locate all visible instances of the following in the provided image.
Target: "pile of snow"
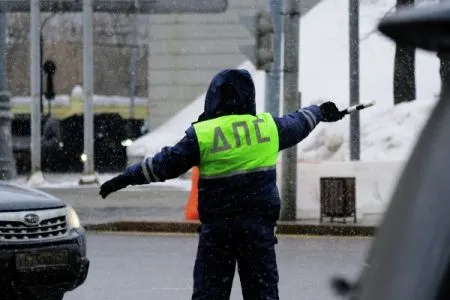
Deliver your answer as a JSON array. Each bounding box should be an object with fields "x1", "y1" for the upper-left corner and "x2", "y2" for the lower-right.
[
  {"x1": 298, "y1": 98, "x2": 438, "y2": 161},
  {"x1": 294, "y1": 0, "x2": 441, "y2": 161},
  {"x1": 71, "y1": 85, "x2": 84, "y2": 97},
  {"x1": 127, "y1": 0, "x2": 441, "y2": 162}
]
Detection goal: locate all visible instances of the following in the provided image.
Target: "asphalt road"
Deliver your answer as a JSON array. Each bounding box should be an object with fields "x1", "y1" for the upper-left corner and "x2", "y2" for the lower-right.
[{"x1": 64, "y1": 233, "x2": 371, "y2": 300}]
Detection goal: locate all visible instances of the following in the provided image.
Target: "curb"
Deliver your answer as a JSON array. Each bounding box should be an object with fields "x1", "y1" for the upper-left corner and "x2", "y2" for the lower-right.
[
  {"x1": 84, "y1": 221, "x2": 376, "y2": 236},
  {"x1": 275, "y1": 222, "x2": 376, "y2": 236},
  {"x1": 85, "y1": 221, "x2": 201, "y2": 234}
]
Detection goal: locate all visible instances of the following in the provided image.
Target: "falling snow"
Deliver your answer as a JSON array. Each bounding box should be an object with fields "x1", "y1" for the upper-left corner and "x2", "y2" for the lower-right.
[{"x1": 128, "y1": 0, "x2": 441, "y2": 163}]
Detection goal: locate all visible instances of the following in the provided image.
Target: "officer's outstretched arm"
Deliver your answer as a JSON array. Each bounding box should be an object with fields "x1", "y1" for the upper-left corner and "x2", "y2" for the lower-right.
[
  {"x1": 274, "y1": 101, "x2": 343, "y2": 151},
  {"x1": 99, "y1": 129, "x2": 200, "y2": 199}
]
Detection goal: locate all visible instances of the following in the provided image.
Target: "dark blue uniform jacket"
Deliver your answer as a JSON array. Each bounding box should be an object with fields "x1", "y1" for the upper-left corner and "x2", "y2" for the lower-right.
[{"x1": 124, "y1": 69, "x2": 323, "y2": 224}]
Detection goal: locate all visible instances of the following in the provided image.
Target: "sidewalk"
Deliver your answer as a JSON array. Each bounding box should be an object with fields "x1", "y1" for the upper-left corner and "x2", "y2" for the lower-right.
[
  {"x1": 14, "y1": 173, "x2": 380, "y2": 236},
  {"x1": 40, "y1": 185, "x2": 190, "y2": 224}
]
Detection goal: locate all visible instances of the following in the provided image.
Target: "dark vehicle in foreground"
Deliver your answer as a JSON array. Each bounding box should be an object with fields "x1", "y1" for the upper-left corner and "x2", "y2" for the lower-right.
[
  {"x1": 0, "y1": 181, "x2": 89, "y2": 300},
  {"x1": 331, "y1": 2, "x2": 450, "y2": 300}
]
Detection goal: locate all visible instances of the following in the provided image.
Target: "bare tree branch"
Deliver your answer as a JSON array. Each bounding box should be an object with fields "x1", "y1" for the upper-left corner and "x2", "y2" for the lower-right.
[{"x1": 359, "y1": 4, "x2": 396, "y2": 42}]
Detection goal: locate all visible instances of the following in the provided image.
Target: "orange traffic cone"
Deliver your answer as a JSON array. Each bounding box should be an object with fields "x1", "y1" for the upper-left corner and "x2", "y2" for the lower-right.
[{"x1": 184, "y1": 167, "x2": 200, "y2": 221}]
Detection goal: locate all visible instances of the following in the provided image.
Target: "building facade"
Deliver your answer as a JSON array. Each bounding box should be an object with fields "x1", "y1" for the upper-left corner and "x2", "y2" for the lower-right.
[{"x1": 5, "y1": 0, "x2": 321, "y2": 129}]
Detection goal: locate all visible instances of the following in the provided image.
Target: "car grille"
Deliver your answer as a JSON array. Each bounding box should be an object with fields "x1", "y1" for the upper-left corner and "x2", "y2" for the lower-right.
[{"x1": 0, "y1": 209, "x2": 68, "y2": 242}]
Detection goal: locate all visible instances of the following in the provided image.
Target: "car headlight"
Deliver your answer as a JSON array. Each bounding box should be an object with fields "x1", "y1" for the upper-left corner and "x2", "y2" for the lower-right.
[{"x1": 66, "y1": 205, "x2": 81, "y2": 229}]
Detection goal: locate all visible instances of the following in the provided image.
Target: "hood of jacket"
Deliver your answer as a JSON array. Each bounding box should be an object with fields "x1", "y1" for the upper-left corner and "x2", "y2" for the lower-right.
[{"x1": 197, "y1": 69, "x2": 256, "y2": 122}]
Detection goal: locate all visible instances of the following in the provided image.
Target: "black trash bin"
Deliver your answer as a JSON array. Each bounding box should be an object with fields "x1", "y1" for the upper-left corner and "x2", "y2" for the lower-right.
[{"x1": 320, "y1": 177, "x2": 357, "y2": 224}]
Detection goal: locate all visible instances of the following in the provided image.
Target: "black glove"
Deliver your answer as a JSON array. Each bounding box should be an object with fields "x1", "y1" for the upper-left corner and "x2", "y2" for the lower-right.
[
  {"x1": 319, "y1": 101, "x2": 345, "y2": 122},
  {"x1": 99, "y1": 174, "x2": 130, "y2": 199}
]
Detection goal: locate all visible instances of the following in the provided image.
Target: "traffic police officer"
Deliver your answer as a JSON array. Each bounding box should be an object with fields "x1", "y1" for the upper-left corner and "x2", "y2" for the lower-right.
[{"x1": 99, "y1": 69, "x2": 345, "y2": 300}]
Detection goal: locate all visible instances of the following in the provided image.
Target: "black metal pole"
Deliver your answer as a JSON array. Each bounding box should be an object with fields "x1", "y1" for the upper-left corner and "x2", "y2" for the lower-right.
[
  {"x1": 40, "y1": 33, "x2": 43, "y2": 115},
  {"x1": 280, "y1": 0, "x2": 300, "y2": 221},
  {"x1": 349, "y1": 0, "x2": 360, "y2": 160}
]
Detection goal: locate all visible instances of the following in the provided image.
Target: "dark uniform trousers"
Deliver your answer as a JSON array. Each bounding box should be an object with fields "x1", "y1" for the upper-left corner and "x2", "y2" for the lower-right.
[{"x1": 191, "y1": 218, "x2": 279, "y2": 300}]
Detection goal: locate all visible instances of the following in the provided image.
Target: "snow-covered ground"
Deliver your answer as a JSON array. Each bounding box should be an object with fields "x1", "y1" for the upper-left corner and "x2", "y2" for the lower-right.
[{"x1": 127, "y1": 0, "x2": 441, "y2": 162}]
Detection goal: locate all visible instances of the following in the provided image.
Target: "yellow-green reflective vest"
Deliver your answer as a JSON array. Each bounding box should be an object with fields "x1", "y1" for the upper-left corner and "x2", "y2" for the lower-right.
[{"x1": 193, "y1": 112, "x2": 279, "y2": 179}]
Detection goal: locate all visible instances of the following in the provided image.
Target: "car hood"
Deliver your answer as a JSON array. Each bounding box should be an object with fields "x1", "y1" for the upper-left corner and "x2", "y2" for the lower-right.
[{"x1": 0, "y1": 181, "x2": 66, "y2": 212}]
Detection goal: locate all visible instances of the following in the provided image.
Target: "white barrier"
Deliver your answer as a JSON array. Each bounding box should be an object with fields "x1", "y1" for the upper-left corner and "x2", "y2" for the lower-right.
[{"x1": 277, "y1": 161, "x2": 406, "y2": 220}]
